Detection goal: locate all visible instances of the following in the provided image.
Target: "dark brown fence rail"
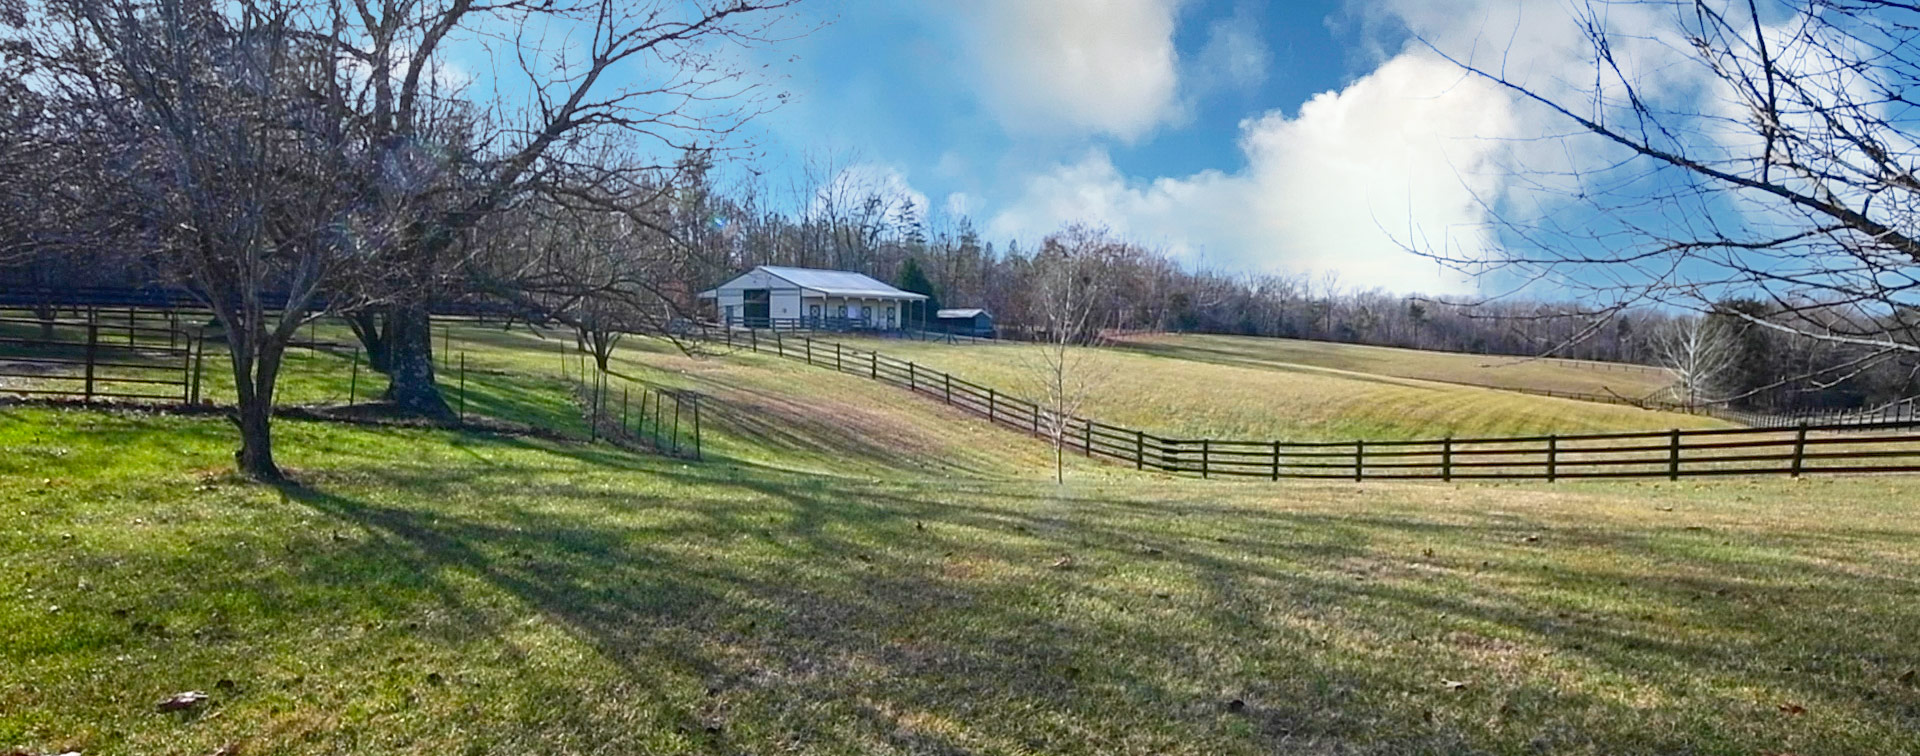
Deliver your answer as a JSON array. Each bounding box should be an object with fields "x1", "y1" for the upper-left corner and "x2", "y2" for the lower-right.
[
  {"x1": 704, "y1": 326, "x2": 1920, "y2": 481},
  {"x1": 0, "y1": 314, "x2": 203, "y2": 403}
]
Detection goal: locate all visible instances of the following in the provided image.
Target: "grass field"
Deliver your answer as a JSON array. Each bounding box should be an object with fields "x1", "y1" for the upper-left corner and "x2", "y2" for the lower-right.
[
  {"x1": 6, "y1": 322, "x2": 1919, "y2": 755},
  {"x1": 1111, "y1": 332, "x2": 1676, "y2": 398},
  {"x1": 826, "y1": 334, "x2": 1724, "y2": 442}
]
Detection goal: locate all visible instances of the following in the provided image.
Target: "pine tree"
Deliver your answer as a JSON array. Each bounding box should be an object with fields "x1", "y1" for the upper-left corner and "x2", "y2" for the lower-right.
[{"x1": 896, "y1": 256, "x2": 942, "y2": 326}]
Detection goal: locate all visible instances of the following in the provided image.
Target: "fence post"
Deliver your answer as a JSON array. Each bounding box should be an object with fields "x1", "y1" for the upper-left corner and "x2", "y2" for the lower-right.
[
  {"x1": 835, "y1": 343, "x2": 842, "y2": 371},
  {"x1": 1791, "y1": 422, "x2": 1808, "y2": 477},
  {"x1": 870, "y1": 351, "x2": 878, "y2": 380},
  {"x1": 1667, "y1": 428, "x2": 1680, "y2": 481},
  {"x1": 805, "y1": 337, "x2": 813, "y2": 365},
  {"x1": 459, "y1": 352, "x2": 467, "y2": 424},
  {"x1": 908, "y1": 362, "x2": 916, "y2": 392},
  {"x1": 83, "y1": 321, "x2": 97, "y2": 401},
  {"x1": 671, "y1": 394, "x2": 682, "y2": 455},
  {"x1": 1201, "y1": 440, "x2": 1210, "y2": 479},
  {"x1": 692, "y1": 395, "x2": 701, "y2": 461},
  {"x1": 1271, "y1": 441, "x2": 1280, "y2": 481},
  {"x1": 1546, "y1": 434, "x2": 1557, "y2": 482},
  {"x1": 1137, "y1": 431, "x2": 1146, "y2": 471},
  {"x1": 1031, "y1": 403, "x2": 1040, "y2": 436},
  {"x1": 180, "y1": 335, "x2": 194, "y2": 403},
  {"x1": 1441, "y1": 437, "x2": 1453, "y2": 482},
  {"x1": 349, "y1": 346, "x2": 359, "y2": 404},
  {"x1": 191, "y1": 335, "x2": 205, "y2": 404},
  {"x1": 944, "y1": 373, "x2": 951, "y2": 404},
  {"x1": 988, "y1": 388, "x2": 997, "y2": 424},
  {"x1": 1354, "y1": 440, "x2": 1364, "y2": 481},
  {"x1": 750, "y1": 328, "x2": 757, "y2": 352},
  {"x1": 775, "y1": 329, "x2": 783, "y2": 357},
  {"x1": 1084, "y1": 419, "x2": 1092, "y2": 457}
]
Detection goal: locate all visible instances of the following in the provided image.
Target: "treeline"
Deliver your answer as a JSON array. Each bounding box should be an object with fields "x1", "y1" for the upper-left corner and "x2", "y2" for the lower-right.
[{"x1": 666, "y1": 167, "x2": 1919, "y2": 413}]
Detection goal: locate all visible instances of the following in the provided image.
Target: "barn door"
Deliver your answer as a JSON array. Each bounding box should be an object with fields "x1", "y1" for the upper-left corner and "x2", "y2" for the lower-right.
[{"x1": 743, "y1": 289, "x2": 771, "y2": 327}]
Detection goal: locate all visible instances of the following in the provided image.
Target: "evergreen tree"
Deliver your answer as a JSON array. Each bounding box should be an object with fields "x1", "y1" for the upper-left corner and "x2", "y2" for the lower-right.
[{"x1": 896, "y1": 256, "x2": 942, "y2": 327}]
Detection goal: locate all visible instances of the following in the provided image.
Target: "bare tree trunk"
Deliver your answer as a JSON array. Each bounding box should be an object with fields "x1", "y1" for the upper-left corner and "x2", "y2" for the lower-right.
[
  {"x1": 382, "y1": 305, "x2": 451, "y2": 418},
  {"x1": 233, "y1": 390, "x2": 279, "y2": 480},
  {"x1": 223, "y1": 316, "x2": 288, "y2": 481},
  {"x1": 345, "y1": 310, "x2": 390, "y2": 372}
]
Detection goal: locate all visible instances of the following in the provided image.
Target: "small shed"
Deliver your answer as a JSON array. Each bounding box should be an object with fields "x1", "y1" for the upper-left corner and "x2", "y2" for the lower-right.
[
  {"x1": 934, "y1": 308, "x2": 994, "y2": 337},
  {"x1": 698, "y1": 265, "x2": 928, "y2": 330}
]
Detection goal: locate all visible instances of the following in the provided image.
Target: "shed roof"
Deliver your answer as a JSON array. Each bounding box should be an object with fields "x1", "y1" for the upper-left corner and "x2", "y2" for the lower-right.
[
  {"x1": 936, "y1": 308, "x2": 989, "y2": 319},
  {"x1": 700, "y1": 265, "x2": 927, "y2": 300}
]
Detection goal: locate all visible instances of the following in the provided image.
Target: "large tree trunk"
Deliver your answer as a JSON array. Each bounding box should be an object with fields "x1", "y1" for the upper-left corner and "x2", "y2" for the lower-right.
[
  {"x1": 345, "y1": 310, "x2": 390, "y2": 372},
  {"x1": 230, "y1": 337, "x2": 286, "y2": 482},
  {"x1": 233, "y1": 395, "x2": 280, "y2": 481},
  {"x1": 381, "y1": 305, "x2": 452, "y2": 418}
]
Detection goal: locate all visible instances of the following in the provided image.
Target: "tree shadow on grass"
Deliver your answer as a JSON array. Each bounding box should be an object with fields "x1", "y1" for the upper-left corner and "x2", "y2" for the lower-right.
[{"x1": 259, "y1": 440, "x2": 1920, "y2": 754}]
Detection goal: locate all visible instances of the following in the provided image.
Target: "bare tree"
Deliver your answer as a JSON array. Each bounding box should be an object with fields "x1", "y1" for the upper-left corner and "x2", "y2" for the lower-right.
[
  {"x1": 12, "y1": 0, "x2": 365, "y2": 479},
  {"x1": 322, "y1": 0, "x2": 801, "y2": 417},
  {"x1": 1020, "y1": 224, "x2": 1118, "y2": 484},
  {"x1": 1653, "y1": 316, "x2": 1740, "y2": 408},
  {"x1": 1418, "y1": 0, "x2": 1920, "y2": 389}
]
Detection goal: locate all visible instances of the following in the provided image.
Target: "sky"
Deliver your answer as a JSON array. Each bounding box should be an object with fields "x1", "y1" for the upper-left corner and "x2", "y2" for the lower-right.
[{"x1": 724, "y1": 0, "x2": 1540, "y2": 295}]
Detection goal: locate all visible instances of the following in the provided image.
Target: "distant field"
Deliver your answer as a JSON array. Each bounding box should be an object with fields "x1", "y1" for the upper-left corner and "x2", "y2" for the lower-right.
[
  {"x1": 1113, "y1": 332, "x2": 1676, "y2": 399},
  {"x1": 827, "y1": 335, "x2": 1724, "y2": 443}
]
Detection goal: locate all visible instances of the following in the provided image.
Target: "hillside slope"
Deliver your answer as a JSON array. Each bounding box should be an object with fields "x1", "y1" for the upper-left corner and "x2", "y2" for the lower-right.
[
  {"x1": 826, "y1": 335, "x2": 1725, "y2": 442},
  {"x1": 1111, "y1": 332, "x2": 1676, "y2": 398}
]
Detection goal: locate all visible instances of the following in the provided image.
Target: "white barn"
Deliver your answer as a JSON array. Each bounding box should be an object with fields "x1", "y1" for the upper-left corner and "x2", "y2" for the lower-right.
[{"x1": 698, "y1": 266, "x2": 930, "y2": 330}]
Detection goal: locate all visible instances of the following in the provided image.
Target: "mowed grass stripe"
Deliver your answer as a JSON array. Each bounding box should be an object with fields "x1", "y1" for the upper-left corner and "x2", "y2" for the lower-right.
[{"x1": 824, "y1": 335, "x2": 1726, "y2": 443}]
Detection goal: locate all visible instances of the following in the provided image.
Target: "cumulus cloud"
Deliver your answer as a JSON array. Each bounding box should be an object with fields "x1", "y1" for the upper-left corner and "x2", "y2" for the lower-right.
[
  {"x1": 1191, "y1": 4, "x2": 1270, "y2": 95},
  {"x1": 959, "y1": 0, "x2": 1184, "y2": 141},
  {"x1": 989, "y1": 52, "x2": 1516, "y2": 294},
  {"x1": 978, "y1": 0, "x2": 1740, "y2": 294}
]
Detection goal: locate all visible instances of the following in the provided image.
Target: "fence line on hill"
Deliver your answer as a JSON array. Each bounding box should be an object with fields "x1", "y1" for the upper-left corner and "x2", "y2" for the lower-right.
[{"x1": 701, "y1": 326, "x2": 1920, "y2": 481}]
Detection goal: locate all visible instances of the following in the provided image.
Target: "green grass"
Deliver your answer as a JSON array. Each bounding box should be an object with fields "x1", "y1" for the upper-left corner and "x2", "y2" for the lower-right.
[
  {"x1": 6, "y1": 320, "x2": 1919, "y2": 754},
  {"x1": 5, "y1": 408, "x2": 1920, "y2": 755},
  {"x1": 1111, "y1": 332, "x2": 1677, "y2": 398},
  {"x1": 825, "y1": 335, "x2": 1725, "y2": 442}
]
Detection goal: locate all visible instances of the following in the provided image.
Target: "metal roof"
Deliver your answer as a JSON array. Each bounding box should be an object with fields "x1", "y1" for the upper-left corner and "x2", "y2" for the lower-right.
[
  {"x1": 757, "y1": 266, "x2": 927, "y2": 299},
  {"x1": 936, "y1": 308, "x2": 988, "y2": 318}
]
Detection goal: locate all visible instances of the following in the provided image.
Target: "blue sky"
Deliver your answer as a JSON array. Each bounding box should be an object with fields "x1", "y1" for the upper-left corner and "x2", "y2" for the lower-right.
[
  {"x1": 593, "y1": 0, "x2": 1796, "y2": 298},
  {"x1": 759, "y1": 0, "x2": 1358, "y2": 192},
  {"x1": 712, "y1": 0, "x2": 1543, "y2": 294}
]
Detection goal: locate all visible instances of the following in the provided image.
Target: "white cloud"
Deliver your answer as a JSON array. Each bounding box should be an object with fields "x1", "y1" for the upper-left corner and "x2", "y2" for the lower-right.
[
  {"x1": 989, "y1": 52, "x2": 1514, "y2": 294},
  {"x1": 959, "y1": 0, "x2": 1184, "y2": 142},
  {"x1": 1192, "y1": 4, "x2": 1270, "y2": 94},
  {"x1": 978, "y1": 0, "x2": 1748, "y2": 294},
  {"x1": 810, "y1": 163, "x2": 930, "y2": 225}
]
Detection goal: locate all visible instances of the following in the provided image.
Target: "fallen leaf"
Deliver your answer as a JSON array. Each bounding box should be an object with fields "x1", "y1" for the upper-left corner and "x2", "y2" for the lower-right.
[
  {"x1": 157, "y1": 691, "x2": 210, "y2": 712},
  {"x1": 1226, "y1": 699, "x2": 1246, "y2": 713},
  {"x1": 1441, "y1": 679, "x2": 1468, "y2": 691},
  {"x1": 1897, "y1": 669, "x2": 1915, "y2": 687},
  {"x1": 209, "y1": 744, "x2": 240, "y2": 756},
  {"x1": 1777, "y1": 702, "x2": 1807, "y2": 716},
  {"x1": 1051, "y1": 556, "x2": 1074, "y2": 570}
]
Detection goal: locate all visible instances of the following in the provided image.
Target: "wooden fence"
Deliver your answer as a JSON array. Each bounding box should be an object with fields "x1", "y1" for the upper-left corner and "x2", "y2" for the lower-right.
[
  {"x1": 0, "y1": 313, "x2": 204, "y2": 403},
  {"x1": 708, "y1": 328, "x2": 1920, "y2": 481}
]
